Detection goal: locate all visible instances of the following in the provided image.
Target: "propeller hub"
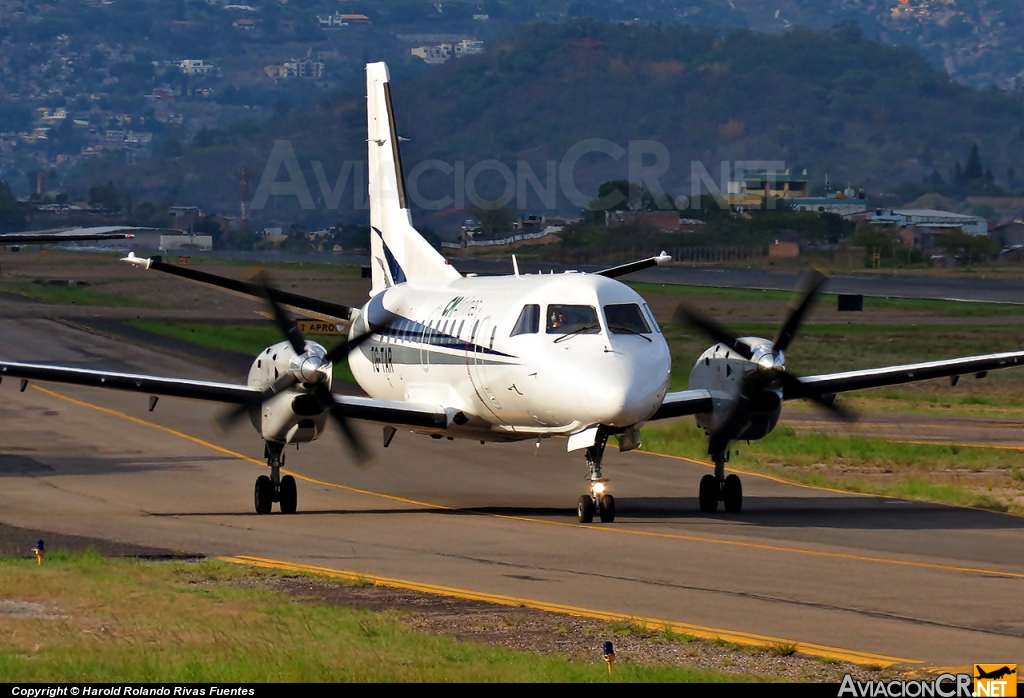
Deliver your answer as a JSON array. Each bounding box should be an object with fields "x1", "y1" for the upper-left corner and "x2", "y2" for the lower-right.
[
  {"x1": 753, "y1": 346, "x2": 785, "y2": 376},
  {"x1": 289, "y1": 344, "x2": 331, "y2": 386}
]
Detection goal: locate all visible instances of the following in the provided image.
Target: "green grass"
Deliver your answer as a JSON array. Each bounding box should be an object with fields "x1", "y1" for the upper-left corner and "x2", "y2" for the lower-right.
[
  {"x1": 642, "y1": 424, "x2": 1021, "y2": 511},
  {"x1": 189, "y1": 256, "x2": 363, "y2": 276},
  {"x1": 0, "y1": 553, "x2": 759, "y2": 682},
  {"x1": 627, "y1": 282, "x2": 1024, "y2": 317},
  {"x1": 0, "y1": 280, "x2": 149, "y2": 307},
  {"x1": 128, "y1": 320, "x2": 356, "y2": 383}
]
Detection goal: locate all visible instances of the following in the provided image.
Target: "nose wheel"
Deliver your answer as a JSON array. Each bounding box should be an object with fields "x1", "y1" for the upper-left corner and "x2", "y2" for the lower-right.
[
  {"x1": 254, "y1": 442, "x2": 298, "y2": 514},
  {"x1": 699, "y1": 452, "x2": 743, "y2": 513},
  {"x1": 577, "y1": 436, "x2": 616, "y2": 523}
]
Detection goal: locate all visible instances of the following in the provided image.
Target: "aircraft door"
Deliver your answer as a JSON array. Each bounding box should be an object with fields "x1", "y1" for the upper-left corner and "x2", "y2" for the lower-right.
[{"x1": 471, "y1": 316, "x2": 502, "y2": 413}]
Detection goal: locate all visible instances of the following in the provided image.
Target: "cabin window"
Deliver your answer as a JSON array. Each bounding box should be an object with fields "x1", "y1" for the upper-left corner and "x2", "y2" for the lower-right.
[
  {"x1": 510, "y1": 304, "x2": 540, "y2": 336},
  {"x1": 546, "y1": 305, "x2": 600, "y2": 335},
  {"x1": 603, "y1": 304, "x2": 651, "y2": 335},
  {"x1": 490, "y1": 327, "x2": 496, "y2": 349},
  {"x1": 458, "y1": 320, "x2": 465, "y2": 338},
  {"x1": 470, "y1": 320, "x2": 480, "y2": 343}
]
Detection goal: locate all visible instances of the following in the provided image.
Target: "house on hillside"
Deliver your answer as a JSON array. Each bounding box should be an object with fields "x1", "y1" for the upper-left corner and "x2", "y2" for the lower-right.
[{"x1": 728, "y1": 170, "x2": 809, "y2": 208}]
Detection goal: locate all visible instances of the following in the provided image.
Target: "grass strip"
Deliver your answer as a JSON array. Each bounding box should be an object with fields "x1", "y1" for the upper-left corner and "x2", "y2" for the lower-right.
[
  {"x1": 128, "y1": 320, "x2": 356, "y2": 383},
  {"x1": 641, "y1": 424, "x2": 1021, "y2": 512},
  {"x1": 0, "y1": 553, "x2": 758, "y2": 682},
  {"x1": 0, "y1": 280, "x2": 148, "y2": 308}
]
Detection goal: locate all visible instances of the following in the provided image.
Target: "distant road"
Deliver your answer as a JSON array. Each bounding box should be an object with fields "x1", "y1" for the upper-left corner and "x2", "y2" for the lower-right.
[{"x1": 192, "y1": 250, "x2": 1024, "y2": 304}]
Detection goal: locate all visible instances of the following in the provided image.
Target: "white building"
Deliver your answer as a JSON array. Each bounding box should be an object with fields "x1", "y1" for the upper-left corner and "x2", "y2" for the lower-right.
[
  {"x1": 411, "y1": 39, "x2": 484, "y2": 64},
  {"x1": 870, "y1": 209, "x2": 988, "y2": 235},
  {"x1": 178, "y1": 59, "x2": 216, "y2": 76}
]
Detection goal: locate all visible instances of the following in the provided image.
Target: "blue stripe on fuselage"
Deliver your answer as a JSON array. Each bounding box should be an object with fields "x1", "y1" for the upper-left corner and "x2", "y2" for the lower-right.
[{"x1": 375, "y1": 316, "x2": 516, "y2": 359}]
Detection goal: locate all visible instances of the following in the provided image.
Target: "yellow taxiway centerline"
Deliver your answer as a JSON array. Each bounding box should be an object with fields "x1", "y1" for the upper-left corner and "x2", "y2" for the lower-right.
[
  {"x1": 218, "y1": 553, "x2": 922, "y2": 668},
  {"x1": 32, "y1": 385, "x2": 1024, "y2": 581}
]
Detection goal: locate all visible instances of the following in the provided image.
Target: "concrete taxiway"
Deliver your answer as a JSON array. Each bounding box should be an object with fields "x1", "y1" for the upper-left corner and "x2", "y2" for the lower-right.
[{"x1": 0, "y1": 313, "x2": 1021, "y2": 669}]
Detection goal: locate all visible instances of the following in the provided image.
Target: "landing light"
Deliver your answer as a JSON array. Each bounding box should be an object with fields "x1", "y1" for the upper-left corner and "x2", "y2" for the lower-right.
[{"x1": 592, "y1": 482, "x2": 606, "y2": 494}]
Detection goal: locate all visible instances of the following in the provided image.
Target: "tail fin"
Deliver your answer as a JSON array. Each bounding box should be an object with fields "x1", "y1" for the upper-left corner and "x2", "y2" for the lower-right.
[{"x1": 366, "y1": 62, "x2": 459, "y2": 294}]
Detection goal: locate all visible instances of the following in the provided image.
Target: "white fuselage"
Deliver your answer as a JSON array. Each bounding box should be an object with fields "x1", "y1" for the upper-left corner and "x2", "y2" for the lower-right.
[{"x1": 348, "y1": 272, "x2": 672, "y2": 441}]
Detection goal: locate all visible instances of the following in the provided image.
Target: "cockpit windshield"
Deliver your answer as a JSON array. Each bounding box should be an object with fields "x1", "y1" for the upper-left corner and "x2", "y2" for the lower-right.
[
  {"x1": 604, "y1": 303, "x2": 652, "y2": 335},
  {"x1": 546, "y1": 305, "x2": 601, "y2": 335}
]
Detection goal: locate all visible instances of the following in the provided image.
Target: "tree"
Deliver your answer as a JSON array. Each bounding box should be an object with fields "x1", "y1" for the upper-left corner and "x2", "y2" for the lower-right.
[
  {"x1": 468, "y1": 205, "x2": 513, "y2": 239},
  {"x1": 936, "y1": 229, "x2": 998, "y2": 264},
  {"x1": 0, "y1": 181, "x2": 26, "y2": 233},
  {"x1": 88, "y1": 181, "x2": 121, "y2": 213},
  {"x1": 964, "y1": 143, "x2": 984, "y2": 181}
]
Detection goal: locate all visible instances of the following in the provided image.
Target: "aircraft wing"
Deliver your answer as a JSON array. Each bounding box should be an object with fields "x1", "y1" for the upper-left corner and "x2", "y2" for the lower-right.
[
  {"x1": 646, "y1": 388, "x2": 714, "y2": 421},
  {"x1": 0, "y1": 360, "x2": 451, "y2": 430},
  {"x1": 0, "y1": 361, "x2": 258, "y2": 403},
  {"x1": 332, "y1": 394, "x2": 449, "y2": 429},
  {"x1": 784, "y1": 350, "x2": 1024, "y2": 399},
  {"x1": 0, "y1": 230, "x2": 135, "y2": 244},
  {"x1": 121, "y1": 253, "x2": 354, "y2": 325}
]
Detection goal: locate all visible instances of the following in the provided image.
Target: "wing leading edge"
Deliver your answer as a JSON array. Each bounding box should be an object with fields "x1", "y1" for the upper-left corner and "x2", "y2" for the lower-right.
[
  {"x1": 784, "y1": 351, "x2": 1024, "y2": 399},
  {"x1": 0, "y1": 361, "x2": 449, "y2": 430},
  {"x1": 647, "y1": 388, "x2": 713, "y2": 421}
]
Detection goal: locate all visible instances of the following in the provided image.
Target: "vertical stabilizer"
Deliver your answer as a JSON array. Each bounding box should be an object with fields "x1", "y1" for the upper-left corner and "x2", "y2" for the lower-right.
[{"x1": 366, "y1": 62, "x2": 459, "y2": 294}]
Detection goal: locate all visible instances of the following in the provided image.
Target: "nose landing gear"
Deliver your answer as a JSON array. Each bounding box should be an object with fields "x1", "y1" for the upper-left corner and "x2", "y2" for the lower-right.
[
  {"x1": 577, "y1": 435, "x2": 616, "y2": 523},
  {"x1": 255, "y1": 441, "x2": 298, "y2": 514},
  {"x1": 698, "y1": 449, "x2": 743, "y2": 513}
]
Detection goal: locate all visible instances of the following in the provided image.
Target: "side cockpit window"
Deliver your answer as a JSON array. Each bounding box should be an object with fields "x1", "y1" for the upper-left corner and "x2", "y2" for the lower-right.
[
  {"x1": 604, "y1": 303, "x2": 652, "y2": 335},
  {"x1": 642, "y1": 303, "x2": 662, "y2": 333},
  {"x1": 547, "y1": 305, "x2": 600, "y2": 335},
  {"x1": 510, "y1": 304, "x2": 540, "y2": 336}
]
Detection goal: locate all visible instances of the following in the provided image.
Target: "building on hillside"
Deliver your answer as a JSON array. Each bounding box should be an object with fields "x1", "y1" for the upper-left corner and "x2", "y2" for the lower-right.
[
  {"x1": 317, "y1": 13, "x2": 370, "y2": 28},
  {"x1": 178, "y1": 59, "x2": 216, "y2": 76},
  {"x1": 266, "y1": 58, "x2": 324, "y2": 79},
  {"x1": 411, "y1": 39, "x2": 484, "y2": 64},
  {"x1": 727, "y1": 169, "x2": 810, "y2": 208},
  {"x1": 789, "y1": 195, "x2": 871, "y2": 216},
  {"x1": 869, "y1": 209, "x2": 988, "y2": 236},
  {"x1": 168, "y1": 205, "x2": 201, "y2": 231}
]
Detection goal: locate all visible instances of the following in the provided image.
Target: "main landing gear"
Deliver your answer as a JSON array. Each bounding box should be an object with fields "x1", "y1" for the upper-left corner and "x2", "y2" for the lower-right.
[
  {"x1": 254, "y1": 442, "x2": 297, "y2": 514},
  {"x1": 577, "y1": 435, "x2": 616, "y2": 524},
  {"x1": 698, "y1": 450, "x2": 742, "y2": 514}
]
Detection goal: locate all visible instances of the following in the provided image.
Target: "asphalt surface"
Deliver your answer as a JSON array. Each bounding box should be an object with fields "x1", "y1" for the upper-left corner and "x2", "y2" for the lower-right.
[{"x1": 0, "y1": 310, "x2": 1022, "y2": 669}]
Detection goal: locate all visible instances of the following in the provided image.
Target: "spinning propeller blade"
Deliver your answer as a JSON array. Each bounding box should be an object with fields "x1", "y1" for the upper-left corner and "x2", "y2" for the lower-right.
[
  {"x1": 773, "y1": 268, "x2": 827, "y2": 354},
  {"x1": 672, "y1": 304, "x2": 755, "y2": 360},
  {"x1": 215, "y1": 274, "x2": 389, "y2": 466},
  {"x1": 677, "y1": 268, "x2": 855, "y2": 447}
]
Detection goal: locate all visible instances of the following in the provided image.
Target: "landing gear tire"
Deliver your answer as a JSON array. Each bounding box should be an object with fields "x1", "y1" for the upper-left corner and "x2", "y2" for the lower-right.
[
  {"x1": 722, "y1": 474, "x2": 743, "y2": 513},
  {"x1": 599, "y1": 494, "x2": 616, "y2": 523},
  {"x1": 254, "y1": 475, "x2": 273, "y2": 514},
  {"x1": 279, "y1": 474, "x2": 297, "y2": 514},
  {"x1": 578, "y1": 494, "x2": 595, "y2": 524},
  {"x1": 699, "y1": 473, "x2": 719, "y2": 513}
]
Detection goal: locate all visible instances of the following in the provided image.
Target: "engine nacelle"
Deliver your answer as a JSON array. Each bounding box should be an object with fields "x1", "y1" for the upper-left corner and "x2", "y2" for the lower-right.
[
  {"x1": 735, "y1": 389, "x2": 782, "y2": 441},
  {"x1": 246, "y1": 339, "x2": 334, "y2": 444}
]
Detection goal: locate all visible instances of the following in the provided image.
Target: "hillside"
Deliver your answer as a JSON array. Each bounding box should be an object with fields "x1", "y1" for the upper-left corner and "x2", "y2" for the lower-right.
[{"x1": 66, "y1": 21, "x2": 1024, "y2": 231}]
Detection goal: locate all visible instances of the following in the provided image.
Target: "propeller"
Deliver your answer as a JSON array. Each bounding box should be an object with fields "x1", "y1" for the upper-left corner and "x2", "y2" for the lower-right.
[
  {"x1": 217, "y1": 273, "x2": 389, "y2": 466},
  {"x1": 674, "y1": 268, "x2": 855, "y2": 451}
]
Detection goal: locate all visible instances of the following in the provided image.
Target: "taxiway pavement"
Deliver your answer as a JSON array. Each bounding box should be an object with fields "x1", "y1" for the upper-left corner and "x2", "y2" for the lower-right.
[{"x1": 0, "y1": 314, "x2": 1021, "y2": 668}]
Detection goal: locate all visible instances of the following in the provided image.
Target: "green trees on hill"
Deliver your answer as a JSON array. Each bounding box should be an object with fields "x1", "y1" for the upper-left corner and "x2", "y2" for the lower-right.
[{"x1": 72, "y1": 21, "x2": 1024, "y2": 230}]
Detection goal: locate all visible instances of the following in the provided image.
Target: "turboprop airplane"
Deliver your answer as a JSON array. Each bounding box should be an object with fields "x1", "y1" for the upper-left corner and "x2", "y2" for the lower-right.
[{"x1": 3, "y1": 61, "x2": 1024, "y2": 521}]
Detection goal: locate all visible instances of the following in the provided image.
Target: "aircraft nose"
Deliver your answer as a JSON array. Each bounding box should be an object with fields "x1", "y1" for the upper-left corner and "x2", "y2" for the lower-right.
[{"x1": 580, "y1": 354, "x2": 668, "y2": 426}]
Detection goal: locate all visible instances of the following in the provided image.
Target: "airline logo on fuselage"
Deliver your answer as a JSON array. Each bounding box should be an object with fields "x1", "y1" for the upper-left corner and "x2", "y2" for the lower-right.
[{"x1": 442, "y1": 296, "x2": 465, "y2": 317}]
